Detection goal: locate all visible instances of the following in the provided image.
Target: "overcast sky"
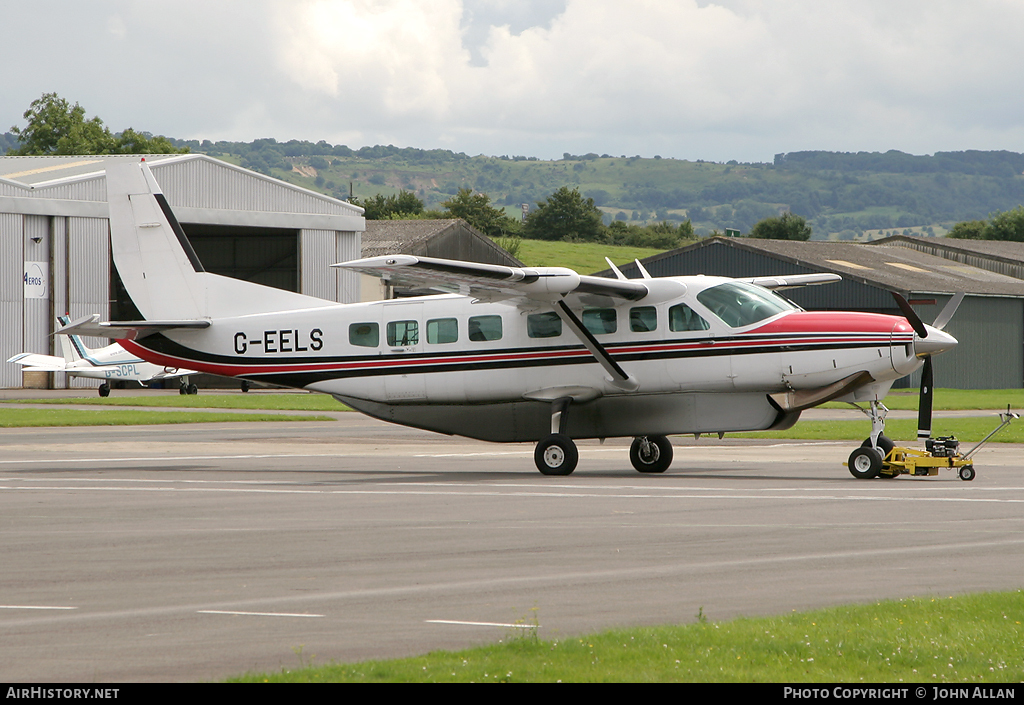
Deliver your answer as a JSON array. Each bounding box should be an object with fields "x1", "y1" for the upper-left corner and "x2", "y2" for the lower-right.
[{"x1": 3, "y1": 0, "x2": 1024, "y2": 162}]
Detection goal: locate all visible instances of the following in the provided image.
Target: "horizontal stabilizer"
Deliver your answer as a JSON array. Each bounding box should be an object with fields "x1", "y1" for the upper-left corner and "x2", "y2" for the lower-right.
[
  {"x1": 742, "y1": 273, "x2": 842, "y2": 290},
  {"x1": 7, "y1": 353, "x2": 66, "y2": 371},
  {"x1": 57, "y1": 313, "x2": 211, "y2": 341}
]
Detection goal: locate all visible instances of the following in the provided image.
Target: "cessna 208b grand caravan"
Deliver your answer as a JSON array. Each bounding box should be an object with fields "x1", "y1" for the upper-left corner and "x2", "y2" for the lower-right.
[{"x1": 60, "y1": 161, "x2": 958, "y2": 476}]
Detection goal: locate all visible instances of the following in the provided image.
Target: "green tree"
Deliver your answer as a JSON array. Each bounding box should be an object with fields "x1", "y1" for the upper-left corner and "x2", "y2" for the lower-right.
[
  {"x1": 947, "y1": 220, "x2": 987, "y2": 239},
  {"x1": 353, "y1": 191, "x2": 424, "y2": 219},
  {"x1": 985, "y1": 206, "x2": 1024, "y2": 241},
  {"x1": 523, "y1": 187, "x2": 604, "y2": 242},
  {"x1": 442, "y1": 188, "x2": 518, "y2": 237},
  {"x1": 8, "y1": 92, "x2": 187, "y2": 155},
  {"x1": 747, "y1": 212, "x2": 812, "y2": 240}
]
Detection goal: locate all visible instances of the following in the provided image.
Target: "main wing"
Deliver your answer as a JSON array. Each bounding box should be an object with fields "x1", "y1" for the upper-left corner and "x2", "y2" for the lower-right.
[
  {"x1": 740, "y1": 273, "x2": 842, "y2": 289},
  {"x1": 332, "y1": 255, "x2": 648, "y2": 306}
]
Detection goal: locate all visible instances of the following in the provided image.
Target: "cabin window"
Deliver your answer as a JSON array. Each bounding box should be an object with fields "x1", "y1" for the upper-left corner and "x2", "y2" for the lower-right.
[
  {"x1": 629, "y1": 306, "x2": 658, "y2": 332},
  {"x1": 527, "y1": 312, "x2": 562, "y2": 338},
  {"x1": 696, "y1": 281, "x2": 794, "y2": 328},
  {"x1": 468, "y1": 315, "x2": 502, "y2": 341},
  {"x1": 669, "y1": 303, "x2": 710, "y2": 332},
  {"x1": 349, "y1": 322, "x2": 379, "y2": 347},
  {"x1": 583, "y1": 308, "x2": 617, "y2": 335},
  {"x1": 427, "y1": 318, "x2": 458, "y2": 345},
  {"x1": 386, "y1": 320, "x2": 419, "y2": 346}
]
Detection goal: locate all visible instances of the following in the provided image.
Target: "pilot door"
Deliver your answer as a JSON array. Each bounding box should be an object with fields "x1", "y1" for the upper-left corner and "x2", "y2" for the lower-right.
[{"x1": 382, "y1": 301, "x2": 427, "y2": 401}]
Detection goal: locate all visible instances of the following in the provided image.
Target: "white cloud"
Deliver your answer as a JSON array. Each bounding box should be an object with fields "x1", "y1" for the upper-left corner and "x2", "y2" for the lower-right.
[{"x1": 3, "y1": 0, "x2": 1024, "y2": 160}]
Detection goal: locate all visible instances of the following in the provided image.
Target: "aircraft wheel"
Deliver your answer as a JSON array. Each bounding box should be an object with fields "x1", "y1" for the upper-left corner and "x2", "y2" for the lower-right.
[
  {"x1": 861, "y1": 435, "x2": 894, "y2": 460},
  {"x1": 630, "y1": 435, "x2": 673, "y2": 473},
  {"x1": 848, "y1": 446, "x2": 882, "y2": 479},
  {"x1": 187, "y1": 384, "x2": 198, "y2": 395},
  {"x1": 959, "y1": 465, "x2": 976, "y2": 482},
  {"x1": 240, "y1": 381, "x2": 250, "y2": 393},
  {"x1": 534, "y1": 434, "x2": 578, "y2": 476},
  {"x1": 179, "y1": 385, "x2": 187, "y2": 395},
  {"x1": 98, "y1": 383, "x2": 110, "y2": 398}
]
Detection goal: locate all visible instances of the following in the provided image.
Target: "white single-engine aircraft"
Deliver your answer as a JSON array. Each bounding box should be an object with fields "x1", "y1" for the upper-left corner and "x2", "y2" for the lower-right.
[
  {"x1": 61, "y1": 161, "x2": 959, "y2": 476},
  {"x1": 8, "y1": 315, "x2": 200, "y2": 397}
]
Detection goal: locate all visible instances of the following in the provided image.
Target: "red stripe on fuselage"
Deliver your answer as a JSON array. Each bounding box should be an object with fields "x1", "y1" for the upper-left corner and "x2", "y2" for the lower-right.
[{"x1": 749, "y1": 311, "x2": 911, "y2": 336}]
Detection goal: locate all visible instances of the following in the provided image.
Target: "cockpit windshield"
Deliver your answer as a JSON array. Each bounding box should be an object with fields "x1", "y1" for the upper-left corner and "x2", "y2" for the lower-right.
[{"x1": 695, "y1": 281, "x2": 796, "y2": 328}]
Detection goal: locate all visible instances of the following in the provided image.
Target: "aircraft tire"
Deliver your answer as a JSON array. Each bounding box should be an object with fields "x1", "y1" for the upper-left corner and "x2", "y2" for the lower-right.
[
  {"x1": 98, "y1": 384, "x2": 110, "y2": 398},
  {"x1": 240, "y1": 381, "x2": 250, "y2": 393},
  {"x1": 861, "y1": 435, "x2": 894, "y2": 460},
  {"x1": 187, "y1": 384, "x2": 198, "y2": 395},
  {"x1": 848, "y1": 446, "x2": 882, "y2": 479},
  {"x1": 535, "y1": 434, "x2": 578, "y2": 476},
  {"x1": 630, "y1": 435, "x2": 673, "y2": 473}
]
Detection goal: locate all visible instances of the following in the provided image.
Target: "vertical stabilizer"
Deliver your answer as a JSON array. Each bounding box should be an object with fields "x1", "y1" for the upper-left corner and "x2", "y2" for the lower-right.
[
  {"x1": 56, "y1": 316, "x2": 86, "y2": 364},
  {"x1": 105, "y1": 161, "x2": 334, "y2": 322},
  {"x1": 105, "y1": 161, "x2": 206, "y2": 321}
]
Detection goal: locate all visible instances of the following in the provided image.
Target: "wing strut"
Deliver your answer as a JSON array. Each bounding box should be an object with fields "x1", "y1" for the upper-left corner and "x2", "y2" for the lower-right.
[{"x1": 553, "y1": 300, "x2": 639, "y2": 391}]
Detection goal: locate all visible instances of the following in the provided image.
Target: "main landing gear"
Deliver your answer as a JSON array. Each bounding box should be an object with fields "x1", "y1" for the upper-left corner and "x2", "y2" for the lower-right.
[
  {"x1": 98, "y1": 383, "x2": 110, "y2": 397},
  {"x1": 178, "y1": 377, "x2": 198, "y2": 395},
  {"x1": 532, "y1": 398, "x2": 675, "y2": 476}
]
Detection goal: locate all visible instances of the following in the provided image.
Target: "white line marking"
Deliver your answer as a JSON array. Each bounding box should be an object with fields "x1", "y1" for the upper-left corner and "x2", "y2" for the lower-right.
[
  {"x1": 2, "y1": 484, "x2": 1023, "y2": 503},
  {"x1": 198, "y1": 610, "x2": 323, "y2": 618},
  {"x1": 0, "y1": 605, "x2": 77, "y2": 610},
  {"x1": 427, "y1": 619, "x2": 537, "y2": 629}
]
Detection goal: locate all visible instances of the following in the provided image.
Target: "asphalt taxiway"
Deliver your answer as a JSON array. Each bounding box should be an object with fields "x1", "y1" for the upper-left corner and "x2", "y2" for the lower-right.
[{"x1": 1, "y1": 412, "x2": 1023, "y2": 681}]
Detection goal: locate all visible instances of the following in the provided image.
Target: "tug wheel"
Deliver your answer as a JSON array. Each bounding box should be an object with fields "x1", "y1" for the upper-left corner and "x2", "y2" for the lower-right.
[
  {"x1": 958, "y1": 465, "x2": 976, "y2": 482},
  {"x1": 848, "y1": 446, "x2": 882, "y2": 479}
]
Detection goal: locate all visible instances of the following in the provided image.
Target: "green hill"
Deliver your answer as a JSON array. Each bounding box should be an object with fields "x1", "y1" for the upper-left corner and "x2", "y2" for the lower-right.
[{"x1": 175, "y1": 139, "x2": 1024, "y2": 241}]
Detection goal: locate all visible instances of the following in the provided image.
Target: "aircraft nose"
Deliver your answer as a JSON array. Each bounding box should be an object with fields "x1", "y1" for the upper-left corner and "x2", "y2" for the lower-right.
[{"x1": 915, "y1": 325, "x2": 958, "y2": 357}]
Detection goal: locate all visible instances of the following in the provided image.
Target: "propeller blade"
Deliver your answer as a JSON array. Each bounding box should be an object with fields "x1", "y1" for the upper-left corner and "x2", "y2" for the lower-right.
[
  {"x1": 893, "y1": 292, "x2": 928, "y2": 338},
  {"x1": 917, "y1": 356, "x2": 934, "y2": 440},
  {"x1": 931, "y1": 292, "x2": 965, "y2": 332}
]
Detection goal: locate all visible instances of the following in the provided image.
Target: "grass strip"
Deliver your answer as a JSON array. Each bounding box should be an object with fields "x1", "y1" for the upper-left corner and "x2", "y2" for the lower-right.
[
  {"x1": 230, "y1": 590, "x2": 1024, "y2": 683},
  {"x1": 733, "y1": 417, "x2": 1024, "y2": 444},
  {"x1": 0, "y1": 394, "x2": 350, "y2": 412},
  {"x1": 821, "y1": 389, "x2": 1024, "y2": 411},
  {"x1": 0, "y1": 408, "x2": 333, "y2": 428},
  {"x1": 4, "y1": 389, "x2": 1021, "y2": 414}
]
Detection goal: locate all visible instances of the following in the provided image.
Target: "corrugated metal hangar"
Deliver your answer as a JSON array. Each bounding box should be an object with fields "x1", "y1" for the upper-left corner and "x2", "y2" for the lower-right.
[
  {"x1": 1, "y1": 154, "x2": 364, "y2": 389},
  {"x1": 610, "y1": 236, "x2": 1024, "y2": 389}
]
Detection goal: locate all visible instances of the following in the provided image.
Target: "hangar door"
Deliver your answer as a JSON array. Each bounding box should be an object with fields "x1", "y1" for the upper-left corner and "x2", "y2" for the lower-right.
[
  {"x1": 110, "y1": 224, "x2": 300, "y2": 321},
  {"x1": 183, "y1": 224, "x2": 299, "y2": 292}
]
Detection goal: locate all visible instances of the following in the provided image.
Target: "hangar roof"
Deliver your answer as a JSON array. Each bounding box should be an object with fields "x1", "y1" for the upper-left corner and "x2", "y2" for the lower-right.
[
  {"x1": 0, "y1": 154, "x2": 363, "y2": 229},
  {"x1": 363, "y1": 219, "x2": 521, "y2": 266},
  {"x1": 625, "y1": 236, "x2": 1024, "y2": 298},
  {"x1": 0, "y1": 154, "x2": 181, "y2": 187},
  {"x1": 871, "y1": 235, "x2": 1024, "y2": 280}
]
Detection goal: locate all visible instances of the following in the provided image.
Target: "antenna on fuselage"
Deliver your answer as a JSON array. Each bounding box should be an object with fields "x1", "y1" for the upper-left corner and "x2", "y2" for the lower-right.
[{"x1": 634, "y1": 259, "x2": 653, "y2": 280}]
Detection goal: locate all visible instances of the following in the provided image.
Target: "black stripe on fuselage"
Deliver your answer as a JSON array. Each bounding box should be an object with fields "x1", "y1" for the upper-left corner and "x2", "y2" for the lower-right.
[{"x1": 134, "y1": 331, "x2": 892, "y2": 387}]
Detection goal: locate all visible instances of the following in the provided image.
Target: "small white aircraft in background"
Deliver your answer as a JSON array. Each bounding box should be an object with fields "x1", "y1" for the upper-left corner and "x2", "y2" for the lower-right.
[
  {"x1": 8, "y1": 315, "x2": 200, "y2": 397},
  {"x1": 60, "y1": 160, "x2": 958, "y2": 476}
]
